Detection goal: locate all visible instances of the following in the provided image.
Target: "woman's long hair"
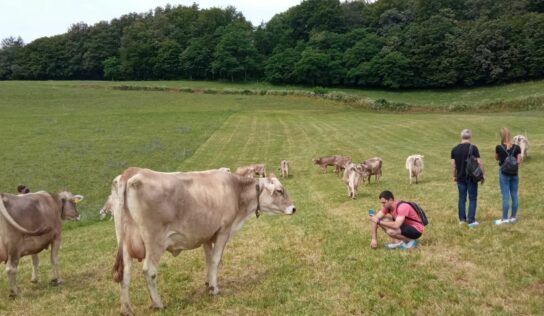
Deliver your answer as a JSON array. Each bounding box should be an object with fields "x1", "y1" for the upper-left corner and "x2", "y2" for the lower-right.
[{"x1": 500, "y1": 127, "x2": 512, "y2": 149}]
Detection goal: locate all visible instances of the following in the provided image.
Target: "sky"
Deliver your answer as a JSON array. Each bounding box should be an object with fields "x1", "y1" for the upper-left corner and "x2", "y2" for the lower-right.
[{"x1": 0, "y1": 0, "x2": 302, "y2": 44}]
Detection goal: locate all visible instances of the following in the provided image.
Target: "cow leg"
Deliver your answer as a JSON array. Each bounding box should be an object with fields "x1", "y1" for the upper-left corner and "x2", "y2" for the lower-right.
[
  {"x1": 142, "y1": 239, "x2": 164, "y2": 310},
  {"x1": 50, "y1": 238, "x2": 63, "y2": 285},
  {"x1": 207, "y1": 233, "x2": 230, "y2": 295},
  {"x1": 120, "y1": 243, "x2": 134, "y2": 316},
  {"x1": 6, "y1": 255, "x2": 20, "y2": 298},
  {"x1": 203, "y1": 241, "x2": 214, "y2": 286},
  {"x1": 31, "y1": 254, "x2": 39, "y2": 283}
]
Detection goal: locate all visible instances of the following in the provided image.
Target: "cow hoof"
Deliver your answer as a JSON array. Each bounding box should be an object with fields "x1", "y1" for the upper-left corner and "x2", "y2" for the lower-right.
[
  {"x1": 208, "y1": 286, "x2": 220, "y2": 295},
  {"x1": 120, "y1": 304, "x2": 134, "y2": 316},
  {"x1": 151, "y1": 303, "x2": 164, "y2": 310},
  {"x1": 9, "y1": 292, "x2": 17, "y2": 299},
  {"x1": 50, "y1": 278, "x2": 63, "y2": 286},
  {"x1": 31, "y1": 278, "x2": 39, "y2": 284}
]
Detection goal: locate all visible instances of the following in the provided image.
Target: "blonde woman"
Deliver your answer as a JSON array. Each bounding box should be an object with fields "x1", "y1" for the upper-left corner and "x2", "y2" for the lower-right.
[{"x1": 494, "y1": 128, "x2": 522, "y2": 225}]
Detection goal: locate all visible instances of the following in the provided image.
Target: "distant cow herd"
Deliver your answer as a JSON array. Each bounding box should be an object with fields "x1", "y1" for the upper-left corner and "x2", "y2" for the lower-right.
[{"x1": 0, "y1": 135, "x2": 530, "y2": 315}]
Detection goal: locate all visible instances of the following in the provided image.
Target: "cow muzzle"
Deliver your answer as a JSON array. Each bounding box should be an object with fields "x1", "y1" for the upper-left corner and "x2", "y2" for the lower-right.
[{"x1": 285, "y1": 205, "x2": 296, "y2": 215}]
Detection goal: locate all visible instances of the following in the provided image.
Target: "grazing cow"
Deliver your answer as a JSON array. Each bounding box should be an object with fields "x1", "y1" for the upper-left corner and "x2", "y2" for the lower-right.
[
  {"x1": 99, "y1": 194, "x2": 114, "y2": 220},
  {"x1": 279, "y1": 160, "x2": 289, "y2": 178},
  {"x1": 313, "y1": 156, "x2": 352, "y2": 175},
  {"x1": 406, "y1": 154, "x2": 424, "y2": 184},
  {"x1": 334, "y1": 156, "x2": 352, "y2": 176},
  {"x1": 360, "y1": 157, "x2": 383, "y2": 184},
  {"x1": 235, "y1": 164, "x2": 266, "y2": 178},
  {"x1": 110, "y1": 168, "x2": 296, "y2": 315},
  {"x1": 343, "y1": 163, "x2": 363, "y2": 199},
  {"x1": 0, "y1": 191, "x2": 83, "y2": 297},
  {"x1": 513, "y1": 135, "x2": 529, "y2": 160}
]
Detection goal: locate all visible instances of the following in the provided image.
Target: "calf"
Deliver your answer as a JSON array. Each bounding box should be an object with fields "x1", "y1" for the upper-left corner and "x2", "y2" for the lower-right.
[
  {"x1": 360, "y1": 157, "x2": 383, "y2": 184},
  {"x1": 279, "y1": 160, "x2": 289, "y2": 178},
  {"x1": 313, "y1": 155, "x2": 352, "y2": 175},
  {"x1": 513, "y1": 135, "x2": 529, "y2": 160},
  {"x1": 406, "y1": 154, "x2": 424, "y2": 184},
  {"x1": 0, "y1": 191, "x2": 83, "y2": 297},
  {"x1": 343, "y1": 163, "x2": 363, "y2": 199}
]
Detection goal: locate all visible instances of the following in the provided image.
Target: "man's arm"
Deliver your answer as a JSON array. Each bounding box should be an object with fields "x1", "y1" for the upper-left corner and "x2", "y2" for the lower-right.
[
  {"x1": 369, "y1": 212, "x2": 385, "y2": 249},
  {"x1": 376, "y1": 215, "x2": 405, "y2": 230},
  {"x1": 451, "y1": 159, "x2": 457, "y2": 182}
]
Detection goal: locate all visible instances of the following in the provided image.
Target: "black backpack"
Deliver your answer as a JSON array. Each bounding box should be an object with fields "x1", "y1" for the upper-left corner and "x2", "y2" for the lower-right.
[
  {"x1": 465, "y1": 145, "x2": 484, "y2": 183},
  {"x1": 500, "y1": 145, "x2": 518, "y2": 176},
  {"x1": 398, "y1": 201, "x2": 428, "y2": 226}
]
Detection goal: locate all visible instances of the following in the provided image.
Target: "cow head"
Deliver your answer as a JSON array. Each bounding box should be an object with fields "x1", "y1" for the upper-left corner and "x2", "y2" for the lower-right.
[
  {"x1": 58, "y1": 191, "x2": 84, "y2": 220},
  {"x1": 257, "y1": 175, "x2": 296, "y2": 215},
  {"x1": 359, "y1": 163, "x2": 371, "y2": 178}
]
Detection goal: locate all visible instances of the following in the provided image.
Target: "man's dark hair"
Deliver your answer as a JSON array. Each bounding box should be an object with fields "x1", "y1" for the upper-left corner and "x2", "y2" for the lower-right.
[{"x1": 378, "y1": 190, "x2": 394, "y2": 201}]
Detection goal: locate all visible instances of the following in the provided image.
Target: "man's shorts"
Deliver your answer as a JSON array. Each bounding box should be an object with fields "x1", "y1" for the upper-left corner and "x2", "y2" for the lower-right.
[{"x1": 400, "y1": 224, "x2": 422, "y2": 239}]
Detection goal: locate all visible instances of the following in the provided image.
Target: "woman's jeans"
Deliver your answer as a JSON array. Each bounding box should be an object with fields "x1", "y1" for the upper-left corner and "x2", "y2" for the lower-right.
[
  {"x1": 499, "y1": 170, "x2": 519, "y2": 219},
  {"x1": 457, "y1": 180, "x2": 478, "y2": 223}
]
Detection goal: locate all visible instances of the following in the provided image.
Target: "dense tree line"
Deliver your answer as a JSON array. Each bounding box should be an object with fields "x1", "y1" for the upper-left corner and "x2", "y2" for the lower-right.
[{"x1": 1, "y1": 0, "x2": 543, "y2": 88}]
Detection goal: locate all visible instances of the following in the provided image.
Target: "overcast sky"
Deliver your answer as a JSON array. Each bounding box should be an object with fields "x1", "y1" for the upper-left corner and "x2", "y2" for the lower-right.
[{"x1": 0, "y1": 0, "x2": 302, "y2": 44}]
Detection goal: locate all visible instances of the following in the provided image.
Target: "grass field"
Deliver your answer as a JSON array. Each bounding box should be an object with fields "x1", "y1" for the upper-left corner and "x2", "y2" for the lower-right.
[{"x1": 0, "y1": 81, "x2": 543, "y2": 315}]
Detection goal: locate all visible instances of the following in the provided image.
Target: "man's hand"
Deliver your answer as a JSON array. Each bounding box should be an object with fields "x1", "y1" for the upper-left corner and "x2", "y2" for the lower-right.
[
  {"x1": 481, "y1": 177, "x2": 485, "y2": 185},
  {"x1": 370, "y1": 238, "x2": 378, "y2": 249},
  {"x1": 369, "y1": 216, "x2": 379, "y2": 223},
  {"x1": 453, "y1": 176, "x2": 457, "y2": 182}
]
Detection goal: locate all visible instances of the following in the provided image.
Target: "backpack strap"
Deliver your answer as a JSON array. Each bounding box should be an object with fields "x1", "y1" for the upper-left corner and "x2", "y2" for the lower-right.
[{"x1": 397, "y1": 201, "x2": 423, "y2": 224}]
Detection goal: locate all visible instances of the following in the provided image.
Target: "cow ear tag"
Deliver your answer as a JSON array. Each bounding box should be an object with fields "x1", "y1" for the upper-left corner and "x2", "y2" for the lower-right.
[{"x1": 72, "y1": 195, "x2": 84, "y2": 203}]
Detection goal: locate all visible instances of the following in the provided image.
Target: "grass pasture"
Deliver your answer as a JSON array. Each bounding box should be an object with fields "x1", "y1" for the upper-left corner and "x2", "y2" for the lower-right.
[{"x1": 0, "y1": 81, "x2": 543, "y2": 315}]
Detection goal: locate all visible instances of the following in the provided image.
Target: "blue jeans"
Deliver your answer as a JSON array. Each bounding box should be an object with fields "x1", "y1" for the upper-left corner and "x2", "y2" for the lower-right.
[
  {"x1": 499, "y1": 170, "x2": 519, "y2": 219},
  {"x1": 457, "y1": 180, "x2": 478, "y2": 223}
]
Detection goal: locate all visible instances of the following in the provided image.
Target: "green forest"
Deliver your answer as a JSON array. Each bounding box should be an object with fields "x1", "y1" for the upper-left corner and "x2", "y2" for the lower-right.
[{"x1": 1, "y1": 0, "x2": 543, "y2": 88}]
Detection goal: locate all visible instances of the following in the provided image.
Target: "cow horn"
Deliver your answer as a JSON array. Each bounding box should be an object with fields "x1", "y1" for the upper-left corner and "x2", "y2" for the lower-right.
[{"x1": 72, "y1": 195, "x2": 84, "y2": 203}]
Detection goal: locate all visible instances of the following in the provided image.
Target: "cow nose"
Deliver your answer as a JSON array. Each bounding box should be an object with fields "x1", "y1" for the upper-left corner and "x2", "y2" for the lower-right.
[{"x1": 292, "y1": 207, "x2": 296, "y2": 214}]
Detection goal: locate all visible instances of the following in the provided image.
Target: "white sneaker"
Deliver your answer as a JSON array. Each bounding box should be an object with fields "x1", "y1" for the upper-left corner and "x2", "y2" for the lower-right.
[
  {"x1": 459, "y1": 221, "x2": 466, "y2": 225},
  {"x1": 468, "y1": 221, "x2": 480, "y2": 228},
  {"x1": 493, "y1": 219, "x2": 508, "y2": 225},
  {"x1": 384, "y1": 242, "x2": 403, "y2": 249},
  {"x1": 509, "y1": 218, "x2": 517, "y2": 224}
]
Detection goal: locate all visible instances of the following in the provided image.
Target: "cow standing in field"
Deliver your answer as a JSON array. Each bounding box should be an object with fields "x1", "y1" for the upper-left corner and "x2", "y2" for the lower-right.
[
  {"x1": 313, "y1": 155, "x2": 352, "y2": 175},
  {"x1": 406, "y1": 154, "x2": 424, "y2": 184},
  {"x1": 360, "y1": 157, "x2": 383, "y2": 184},
  {"x1": 513, "y1": 135, "x2": 529, "y2": 160},
  {"x1": 343, "y1": 163, "x2": 363, "y2": 199},
  {"x1": 235, "y1": 164, "x2": 266, "y2": 178},
  {"x1": 280, "y1": 160, "x2": 289, "y2": 178},
  {"x1": 110, "y1": 168, "x2": 296, "y2": 315},
  {"x1": 0, "y1": 191, "x2": 83, "y2": 297}
]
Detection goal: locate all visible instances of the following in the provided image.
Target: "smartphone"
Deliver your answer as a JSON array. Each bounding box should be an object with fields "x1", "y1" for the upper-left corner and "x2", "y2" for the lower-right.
[{"x1": 368, "y1": 209, "x2": 375, "y2": 217}]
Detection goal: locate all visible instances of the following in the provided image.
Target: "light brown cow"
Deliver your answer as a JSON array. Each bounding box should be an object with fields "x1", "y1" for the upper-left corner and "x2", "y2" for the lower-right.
[
  {"x1": 343, "y1": 163, "x2": 363, "y2": 199},
  {"x1": 110, "y1": 168, "x2": 295, "y2": 315},
  {"x1": 513, "y1": 135, "x2": 529, "y2": 160},
  {"x1": 313, "y1": 155, "x2": 352, "y2": 175},
  {"x1": 235, "y1": 164, "x2": 266, "y2": 178},
  {"x1": 0, "y1": 191, "x2": 83, "y2": 297},
  {"x1": 406, "y1": 154, "x2": 424, "y2": 184},
  {"x1": 360, "y1": 157, "x2": 383, "y2": 184},
  {"x1": 279, "y1": 160, "x2": 289, "y2": 178}
]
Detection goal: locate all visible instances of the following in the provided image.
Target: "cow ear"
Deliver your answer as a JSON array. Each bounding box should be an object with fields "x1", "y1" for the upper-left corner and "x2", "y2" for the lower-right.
[{"x1": 71, "y1": 195, "x2": 84, "y2": 204}]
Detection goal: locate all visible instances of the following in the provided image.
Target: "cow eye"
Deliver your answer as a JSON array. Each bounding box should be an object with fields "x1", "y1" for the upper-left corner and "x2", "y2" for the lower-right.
[{"x1": 276, "y1": 189, "x2": 284, "y2": 194}]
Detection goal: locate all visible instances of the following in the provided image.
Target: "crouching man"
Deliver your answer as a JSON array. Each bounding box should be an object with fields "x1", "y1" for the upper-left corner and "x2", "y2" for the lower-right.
[{"x1": 369, "y1": 190, "x2": 424, "y2": 250}]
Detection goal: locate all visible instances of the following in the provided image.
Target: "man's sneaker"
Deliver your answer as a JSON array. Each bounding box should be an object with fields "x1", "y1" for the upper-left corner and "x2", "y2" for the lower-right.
[
  {"x1": 400, "y1": 239, "x2": 417, "y2": 250},
  {"x1": 384, "y1": 242, "x2": 403, "y2": 249},
  {"x1": 493, "y1": 219, "x2": 509, "y2": 225},
  {"x1": 509, "y1": 218, "x2": 517, "y2": 224},
  {"x1": 459, "y1": 220, "x2": 466, "y2": 225},
  {"x1": 467, "y1": 221, "x2": 480, "y2": 228}
]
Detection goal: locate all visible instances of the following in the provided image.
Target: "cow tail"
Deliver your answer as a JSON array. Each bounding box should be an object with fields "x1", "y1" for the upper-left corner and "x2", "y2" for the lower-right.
[
  {"x1": 112, "y1": 177, "x2": 127, "y2": 283},
  {"x1": 0, "y1": 194, "x2": 51, "y2": 236}
]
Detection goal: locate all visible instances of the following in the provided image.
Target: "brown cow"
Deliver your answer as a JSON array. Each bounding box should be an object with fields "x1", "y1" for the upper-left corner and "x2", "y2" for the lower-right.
[
  {"x1": 0, "y1": 191, "x2": 83, "y2": 297},
  {"x1": 313, "y1": 155, "x2": 352, "y2": 175},
  {"x1": 110, "y1": 168, "x2": 295, "y2": 315},
  {"x1": 406, "y1": 154, "x2": 424, "y2": 184},
  {"x1": 235, "y1": 164, "x2": 266, "y2": 178},
  {"x1": 513, "y1": 135, "x2": 529, "y2": 160},
  {"x1": 360, "y1": 157, "x2": 383, "y2": 184}
]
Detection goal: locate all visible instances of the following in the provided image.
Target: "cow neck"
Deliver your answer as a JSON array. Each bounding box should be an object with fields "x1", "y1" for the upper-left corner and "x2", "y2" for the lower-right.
[{"x1": 255, "y1": 180, "x2": 265, "y2": 218}]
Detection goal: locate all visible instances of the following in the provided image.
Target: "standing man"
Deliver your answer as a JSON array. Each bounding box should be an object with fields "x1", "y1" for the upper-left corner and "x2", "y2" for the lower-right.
[
  {"x1": 451, "y1": 129, "x2": 485, "y2": 227},
  {"x1": 369, "y1": 191, "x2": 424, "y2": 250}
]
